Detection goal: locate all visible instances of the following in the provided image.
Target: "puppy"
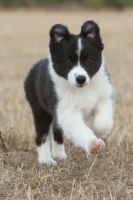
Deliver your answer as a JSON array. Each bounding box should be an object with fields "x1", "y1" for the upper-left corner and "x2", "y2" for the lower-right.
[{"x1": 24, "y1": 21, "x2": 114, "y2": 165}]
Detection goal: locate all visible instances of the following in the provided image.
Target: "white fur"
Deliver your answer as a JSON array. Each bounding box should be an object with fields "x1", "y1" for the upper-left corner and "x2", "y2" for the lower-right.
[
  {"x1": 52, "y1": 140, "x2": 67, "y2": 160},
  {"x1": 67, "y1": 65, "x2": 90, "y2": 87},
  {"x1": 37, "y1": 136, "x2": 57, "y2": 165},
  {"x1": 92, "y1": 98, "x2": 114, "y2": 138},
  {"x1": 77, "y1": 38, "x2": 82, "y2": 59},
  {"x1": 49, "y1": 122, "x2": 67, "y2": 159},
  {"x1": 48, "y1": 54, "x2": 113, "y2": 155}
]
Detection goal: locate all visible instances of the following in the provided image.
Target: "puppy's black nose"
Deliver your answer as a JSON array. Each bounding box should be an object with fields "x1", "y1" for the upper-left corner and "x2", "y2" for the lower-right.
[{"x1": 76, "y1": 75, "x2": 86, "y2": 84}]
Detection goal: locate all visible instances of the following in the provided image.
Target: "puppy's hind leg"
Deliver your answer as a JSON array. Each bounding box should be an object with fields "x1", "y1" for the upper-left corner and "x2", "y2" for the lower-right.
[
  {"x1": 24, "y1": 71, "x2": 56, "y2": 165},
  {"x1": 30, "y1": 101, "x2": 56, "y2": 165}
]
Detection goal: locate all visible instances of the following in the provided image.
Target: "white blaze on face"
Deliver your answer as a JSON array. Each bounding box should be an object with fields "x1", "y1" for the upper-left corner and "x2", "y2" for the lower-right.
[
  {"x1": 68, "y1": 38, "x2": 90, "y2": 87},
  {"x1": 77, "y1": 38, "x2": 82, "y2": 63}
]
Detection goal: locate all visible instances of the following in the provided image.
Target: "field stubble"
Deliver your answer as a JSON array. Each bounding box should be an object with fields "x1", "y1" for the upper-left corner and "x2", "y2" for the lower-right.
[{"x1": 0, "y1": 9, "x2": 133, "y2": 200}]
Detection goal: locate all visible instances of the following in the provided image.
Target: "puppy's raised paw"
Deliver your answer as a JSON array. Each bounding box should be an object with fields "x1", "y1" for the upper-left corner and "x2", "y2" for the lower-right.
[{"x1": 90, "y1": 138, "x2": 105, "y2": 154}]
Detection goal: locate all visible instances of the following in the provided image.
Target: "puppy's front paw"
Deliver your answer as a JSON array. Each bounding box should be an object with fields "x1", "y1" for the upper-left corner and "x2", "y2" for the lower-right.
[
  {"x1": 90, "y1": 138, "x2": 105, "y2": 154},
  {"x1": 52, "y1": 142, "x2": 67, "y2": 160},
  {"x1": 37, "y1": 145, "x2": 57, "y2": 166},
  {"x1": 52, "y1": 151, "x2": 68, "y2": 160},
  {"x1": 38, "y1": 156, "x2": 57, "y2": 166}
]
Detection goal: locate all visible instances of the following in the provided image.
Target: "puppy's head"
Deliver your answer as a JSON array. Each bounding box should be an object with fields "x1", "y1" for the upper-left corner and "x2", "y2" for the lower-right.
[{"x1": 49, "y1": 21, "x2": 104, "y2": 88}]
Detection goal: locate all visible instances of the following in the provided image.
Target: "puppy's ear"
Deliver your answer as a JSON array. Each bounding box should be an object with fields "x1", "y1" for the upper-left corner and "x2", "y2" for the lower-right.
[
  {"x1": 80, "y1": 21, "x2": 99, "y2": 39},
  {"x1": 80, "y1": 21, "x2": 104, "y2": 51},
  {"x1": 50, "y1": 24, "x2": 70, "y2": 44}
]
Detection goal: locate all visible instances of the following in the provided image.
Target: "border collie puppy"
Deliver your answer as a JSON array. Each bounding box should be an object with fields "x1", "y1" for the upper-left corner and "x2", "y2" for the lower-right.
[{"x1": 24, "y1": 21, "x2": 114, "y2": 165}]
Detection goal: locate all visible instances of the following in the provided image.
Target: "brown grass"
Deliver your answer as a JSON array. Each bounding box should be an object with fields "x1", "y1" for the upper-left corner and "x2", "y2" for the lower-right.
[{"x1": 0, "y1": 9, "x2": 133, "y2": 200}]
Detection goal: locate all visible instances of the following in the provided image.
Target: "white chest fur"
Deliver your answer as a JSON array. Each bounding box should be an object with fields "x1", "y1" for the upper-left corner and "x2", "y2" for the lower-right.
[
  {"x1": 48, "y1": 56, "x2": 111, "y2": 120},
  {"x1": 56, "y1": 83, "x2": 99, "y2": 121}
]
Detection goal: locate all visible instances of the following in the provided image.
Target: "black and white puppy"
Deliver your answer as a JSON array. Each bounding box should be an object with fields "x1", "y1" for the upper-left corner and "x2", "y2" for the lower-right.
[{"x1": 24, "y1": 21, "x2": 114, "y2": 165}]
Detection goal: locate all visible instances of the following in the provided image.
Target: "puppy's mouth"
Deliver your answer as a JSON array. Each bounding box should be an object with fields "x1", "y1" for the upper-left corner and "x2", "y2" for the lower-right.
[{"x1": 75, "y1": 83, "x2": 88, "y2": 88}]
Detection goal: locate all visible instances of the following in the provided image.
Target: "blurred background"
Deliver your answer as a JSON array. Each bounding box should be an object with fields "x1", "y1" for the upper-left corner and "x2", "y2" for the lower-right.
[{"x1": 0, "y1": 0, "x2": 133, "y2": 9}]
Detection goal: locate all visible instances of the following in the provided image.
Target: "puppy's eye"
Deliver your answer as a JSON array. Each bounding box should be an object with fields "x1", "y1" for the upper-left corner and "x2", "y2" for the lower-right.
[
  {"x1": 66, "y1": 59, "x2": 72, "y2": 65},
  {"x1": 86, "y1": 57, "x2": 92, "y2": 64}
]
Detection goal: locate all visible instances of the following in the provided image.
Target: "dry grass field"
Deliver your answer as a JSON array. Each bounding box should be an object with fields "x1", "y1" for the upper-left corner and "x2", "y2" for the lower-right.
[{"x1": 0, "y1": 9, "x2": 133, "y2": 200}]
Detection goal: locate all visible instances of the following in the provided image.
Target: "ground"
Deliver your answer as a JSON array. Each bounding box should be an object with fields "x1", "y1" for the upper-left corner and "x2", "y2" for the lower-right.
[{"x1": 0, "y1": 9, "x2": 133, "y2": 200}]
